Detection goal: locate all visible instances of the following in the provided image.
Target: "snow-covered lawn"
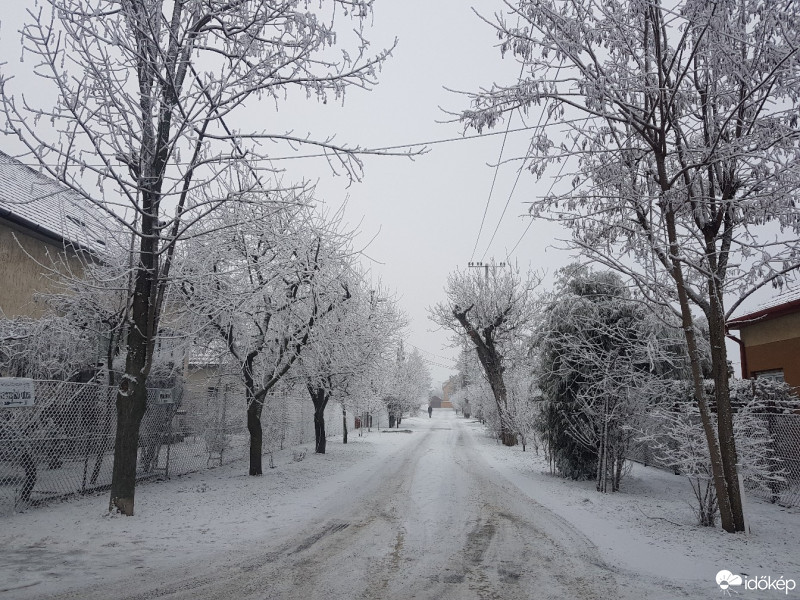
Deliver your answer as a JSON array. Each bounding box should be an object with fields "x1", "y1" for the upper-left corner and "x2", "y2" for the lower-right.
[{"x1": 1, "y1": 413, "x2": 798, "y2": 599}]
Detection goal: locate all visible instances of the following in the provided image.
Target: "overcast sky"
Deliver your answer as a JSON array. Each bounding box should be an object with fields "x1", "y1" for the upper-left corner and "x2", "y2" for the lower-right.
[
  {"x1": 1, "y1": 0, "x2": 576, "y2": 387},
  {"x1": 266, "y1": 0, "x2": 575, "y2": 386},
  {"x1": 2, "y1": 1, "x2": 783, "y2": 386}
]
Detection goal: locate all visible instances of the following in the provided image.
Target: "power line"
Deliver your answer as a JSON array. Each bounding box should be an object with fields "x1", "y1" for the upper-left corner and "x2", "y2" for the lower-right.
[
  {"x1": 480, "y1": 97, "x2": 553, "y2": 263},
  {"x1": 469, "y1": 56, "x2": 542, "y2": 260},
  {"x1": 507, "y1": 116, "x2": 589, "y2": 258},
  {"x1": 7, "y1": 125, "x2": 543, "y2": 170},
  {"x1": 508, "y1": 217, "x2": 535, "y2": 257},
  {"x1": 469, "y1": 110, "x2": 516, "y2": 262},
  {"x1": 480, "y1": 66, "x2": 562, "y2": 262},
  {"x1": 479, "y1": 158, "x2": 525, "y2": 263},
  {"x1": 406, "y1": 342, "x2": 458, "y2": 364}
]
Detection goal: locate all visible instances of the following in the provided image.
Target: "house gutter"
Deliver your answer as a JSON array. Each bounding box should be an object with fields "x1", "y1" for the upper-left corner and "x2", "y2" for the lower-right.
[{"x1": 0, "y1": 206, "x2": 96, "y2": 255}]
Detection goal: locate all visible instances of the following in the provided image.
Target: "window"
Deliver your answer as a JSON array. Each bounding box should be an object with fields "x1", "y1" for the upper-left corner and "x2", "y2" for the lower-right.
[{"x1": 754, "y1": 369, "x2": 784, "y2": 383}]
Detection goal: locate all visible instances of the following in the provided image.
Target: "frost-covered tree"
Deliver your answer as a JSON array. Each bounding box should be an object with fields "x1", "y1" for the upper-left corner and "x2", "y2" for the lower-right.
[
  {"x1": 0, "y1": 240, "x2": 135, "y2": 382},
  {"x1": 459, "y1": 0, "x2": 800, "y2": 532},
  {"x1": 299, "y1": 277, "x2": 405, "y2": 452},
  {"x1": 389, "y1": 346, "x2": 432, "y2": 423},
  {"x1": 449, "y1": 346, "x2": 484, "y2": 421},
  {"x1": 179, "y1": 194, "x2": 352, "y2": 474},
  {"x1": 347, "y1": 367, "x2": 392, "y2": 433},
  {"x1": 0, "y1": 315, "x2": 95, "y2": 380},
  {"x1": 44, "y1": 241, "x2": 138, "y2": 385},
  {"x1": 337, "y1": 285, "x2": 407, "y2": 436},
  {"x1": 0, "y1": 0, "x2": 405, "y2": 515},
  {"x1": 458, "y1": 379, "x2": 497, "y2": 428},
  {"x1": 502, "y1": 367, "x2": 541, "y2": 452},
  {"x1": 430, "y1": 265, "x2": 539, "y2": 446}
]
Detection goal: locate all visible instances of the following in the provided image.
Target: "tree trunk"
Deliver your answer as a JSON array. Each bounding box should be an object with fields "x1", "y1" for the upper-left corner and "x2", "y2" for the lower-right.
[
  {"x1": 247, "y1": 399, "x2": 263, "y2": 475},
  {"x1": 453, "y1": 309, "x2": 516, "y2": 448},
  {"x1": 246, "y1": 389, "x2": 266, "y2": 478},
  {"x1": 242, "y1": 359, "x2": 264, "y2": 475},
  {"x1": 488, "y1": 371, "x2": 516, "y2": 447},
  {"x1": 309, "y1": 386, "x2": 329, "y2": 454},
  {"x1": 666, "y1": 211, "x2": 737, "y2": 531},
  {"x1": 707, "y1": 279, "x2": 745, "y2": 531},
  {"x1": 109, "y1": 381, "x2": 147, "y2": 515},
  {"x1": 342, "y1": 406, "x2": 348, "y2": 444},
  {"x1": 108, "y1": 143, "x2": 166, "y2": 513},
  {"x1": 109, "y1": 254, "x2": 155, "y2": 515}
]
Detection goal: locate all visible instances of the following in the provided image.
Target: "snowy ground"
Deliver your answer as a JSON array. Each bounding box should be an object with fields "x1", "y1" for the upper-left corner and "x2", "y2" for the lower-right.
[{"x1": 0, "y1": 410, "x2": 798, "y2": 599}]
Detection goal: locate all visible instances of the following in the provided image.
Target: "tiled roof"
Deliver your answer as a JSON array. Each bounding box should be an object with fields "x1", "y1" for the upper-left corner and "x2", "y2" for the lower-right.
[{"x1": 0, "y1": 150, "x2": 113, "y2": 253}]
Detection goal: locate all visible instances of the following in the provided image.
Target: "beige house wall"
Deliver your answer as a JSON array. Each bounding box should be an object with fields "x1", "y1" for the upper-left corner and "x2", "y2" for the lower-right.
[
  {"x1": 0, "y1": 219, "x2": 85, "y2": 318},
  {"x1": 739, "y1": 312, "x2": 800, "y2": 347},
  {"x1": 183, "y1": 366, "x2": 244, "y2": 409}
]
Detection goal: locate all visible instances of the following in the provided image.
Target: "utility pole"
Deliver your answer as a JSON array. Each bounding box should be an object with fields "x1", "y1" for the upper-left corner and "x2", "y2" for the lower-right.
[{"x1": 467, "y1": 260, "x2": 507, "y2": 282}]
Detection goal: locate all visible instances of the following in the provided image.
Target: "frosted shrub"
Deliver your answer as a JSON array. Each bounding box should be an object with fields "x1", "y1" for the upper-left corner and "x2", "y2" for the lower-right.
[
  {"x1": 203, "y1": 418, "x2": 229, "y2": 459},
  {"x1": 642, "y1": 380, "x2": 793, "y2": 526},
  {"x1": 534, "y1": 267, "x2": 677, "y2": 491}
]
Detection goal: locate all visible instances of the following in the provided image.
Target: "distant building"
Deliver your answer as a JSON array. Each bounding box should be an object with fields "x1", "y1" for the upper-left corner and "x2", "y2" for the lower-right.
[
  {"x1": 429, "y1": 395, "x2": 442, "y2": 409},
  {"x1": 441, "y1": 375, "x2": 458, "y2": 409},
  {"x1": 727, "y1": 292, "x2": 800, "y2": 392},
  {"x1": 0, "y1": 151, "x2": 110, "y2": 317}
]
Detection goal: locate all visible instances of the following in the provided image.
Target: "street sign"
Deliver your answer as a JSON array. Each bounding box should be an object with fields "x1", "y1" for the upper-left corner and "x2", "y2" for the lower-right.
[{"x1": 0, "y1": 378, "x2": 35, "y2": 407}]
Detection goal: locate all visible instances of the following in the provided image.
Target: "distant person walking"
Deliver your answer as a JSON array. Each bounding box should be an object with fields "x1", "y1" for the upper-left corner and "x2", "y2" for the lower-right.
[{"x1": 428, "y1": 405, "x2": 433, "y2": 418}]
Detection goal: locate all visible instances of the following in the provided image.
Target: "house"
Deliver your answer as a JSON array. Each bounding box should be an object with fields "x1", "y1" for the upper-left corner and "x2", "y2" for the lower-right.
[
  {"x1": 727, "y1": 291, "x2": 800, "y2": 391},
  {"x1": 0, "y1": 150, "x2": 111, "y2": 317},
  {"x1": 180, "y1": 341, "x2": 244, "y2": 434},
  {"x1": 441, "y1": 375, "x2": 457, "y2": 408}
]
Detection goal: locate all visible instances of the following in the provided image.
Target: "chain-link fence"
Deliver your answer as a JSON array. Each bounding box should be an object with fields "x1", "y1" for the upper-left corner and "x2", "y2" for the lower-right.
[
  {"x1": 628, "y1": 413, "x2": 800, "y2": 508},
  {"x1": 0, "y1": 379, "x2": 352, "y2": 515},
  {"x1": 751, "y1": 414, "x2": 800, "y2": 508}
]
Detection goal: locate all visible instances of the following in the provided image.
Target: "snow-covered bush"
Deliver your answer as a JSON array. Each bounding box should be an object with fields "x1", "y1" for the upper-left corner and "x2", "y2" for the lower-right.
[
  {"x1": 534, "y1": 267, "x2": 680, "y2": 490},
  {"x1": 0, "y1": 315, "x2": 97, "y2": 380},
  {"x1": 641, "y1": 379, "x2": 795, "y2": 526}
]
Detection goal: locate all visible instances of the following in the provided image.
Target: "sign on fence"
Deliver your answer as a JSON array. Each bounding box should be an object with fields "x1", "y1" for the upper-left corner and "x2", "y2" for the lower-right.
[
  {"x1": 0, "y1": 377, "x2": 35, "y2": 407},
  {"x1": 155, "y1": 388, "x2": 174, "y2": 404}
]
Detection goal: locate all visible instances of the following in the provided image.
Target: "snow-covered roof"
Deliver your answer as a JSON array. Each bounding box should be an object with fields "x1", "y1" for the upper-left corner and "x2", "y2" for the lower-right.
[
  {"x1": 727, "y1": 287, "x2": 800, "y2": 329},
  {"x1": 0, "y1": 150, "x2": 112, "y2": 253},
  {"x1": 187, "y1": 339, "x2": 230, "y2": 368}
]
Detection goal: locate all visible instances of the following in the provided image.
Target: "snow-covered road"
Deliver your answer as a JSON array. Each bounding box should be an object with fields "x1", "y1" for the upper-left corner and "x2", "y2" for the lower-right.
[
  {"x1": 237, "y1": 411, "x2": 624, "y2": 600},
  {"x1": 2, "y1": 411, "x2": 634, "y2": 599},
  {"x1": 3, "y1": 409, "x2": 799, "y2": 600}
]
